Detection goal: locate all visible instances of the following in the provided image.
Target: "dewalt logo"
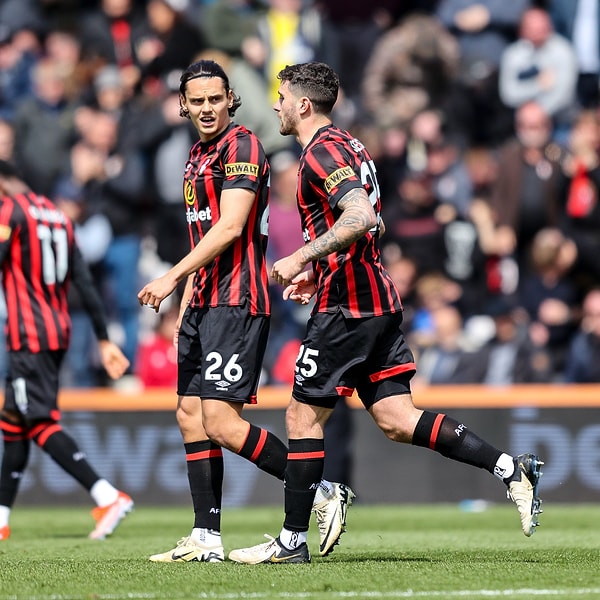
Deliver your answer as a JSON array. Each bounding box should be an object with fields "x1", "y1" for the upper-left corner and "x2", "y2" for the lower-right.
[
  {"x1": 324, "y1": 166, "x2": 354, "y2": 193},
  {"x1": 225, "y1": 162, "x2": 259, "y2": 177}
]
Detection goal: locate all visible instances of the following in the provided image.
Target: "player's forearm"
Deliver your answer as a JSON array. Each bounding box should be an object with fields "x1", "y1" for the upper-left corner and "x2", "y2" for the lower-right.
[
  {"x1": 170, "y1": 222, "x2": 241, "y2": 283},
  {"x1": 299, "y1": 189, "x2": 376, "y2": 264}
]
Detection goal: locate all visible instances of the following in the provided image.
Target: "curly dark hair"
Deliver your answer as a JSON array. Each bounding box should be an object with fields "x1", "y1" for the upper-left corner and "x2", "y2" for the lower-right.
[
  {"x1": 277, "y1": 62, "x2": 339, "y2": 114},
  {"x1": 179, "y1": 60, "x2": 242, "y2": 117}
]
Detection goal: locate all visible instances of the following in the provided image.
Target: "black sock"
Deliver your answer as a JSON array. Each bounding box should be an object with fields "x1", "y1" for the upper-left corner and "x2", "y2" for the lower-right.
[
  {"x1": 283, "y1": 438, "x2": 324, "y2": 532},
  {"x1": 31, "y1": 421, "x2": 100, "y2": 489},
  {"x1": 412, "y1": 411, "x2": 501, "y2": 473},
  {"x1": 237, "y1": 425, "x2": 287, "y2": 480},
  {"x1": 0, "y1": 418, "x2": 30, "y2": 507},
  {"x1": 185, "y1": 440, "x2": 223, "y2": 531}
]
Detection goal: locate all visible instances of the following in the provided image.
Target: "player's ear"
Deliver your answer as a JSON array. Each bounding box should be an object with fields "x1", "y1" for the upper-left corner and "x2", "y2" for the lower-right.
[
  {"x1": 298, "y1": 96, "x2": 310, "y2": 115},
  {"x1": 179, "y1": 95, "x2": 190, "y2": 119}
]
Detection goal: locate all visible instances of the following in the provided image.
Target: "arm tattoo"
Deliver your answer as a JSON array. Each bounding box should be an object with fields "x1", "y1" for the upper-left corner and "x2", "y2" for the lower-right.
[{"x1": 299, "y1": 188, "x2": 376, "y2": 264}]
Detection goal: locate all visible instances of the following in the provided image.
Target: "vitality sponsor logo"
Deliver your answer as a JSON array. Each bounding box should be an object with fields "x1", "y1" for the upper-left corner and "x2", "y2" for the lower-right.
[
  {"x1": 225, "y1": 162, "x2": 259, "y2": 177},
  {"x1": 186, "y1": 206, "x2": 212, "y2": 224},
  {"x1": 184, "y1": 180, "x2": 196, "y2": 205},
  {"x1": 324, "y1": 166, "x2": 354, "y2": 193}
]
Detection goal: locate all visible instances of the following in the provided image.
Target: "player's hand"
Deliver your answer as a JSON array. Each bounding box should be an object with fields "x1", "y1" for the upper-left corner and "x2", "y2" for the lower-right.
[
  {"x1": 283, "y1": 271, "x2": 316, "y2": 305},
  {"x1": 271, "y1": 252, "x2": 306, "y2": 286},
  {"x1": 98, "y1": 340, "x2": 130, "y2": 380},
  {"x1": 137, "y1": 274, "x2": 178, "y2": 312}
]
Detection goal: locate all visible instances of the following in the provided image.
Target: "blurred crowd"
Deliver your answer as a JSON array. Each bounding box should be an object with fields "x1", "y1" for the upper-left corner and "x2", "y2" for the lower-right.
[{"x1": 1, "y1": 0, "x2": 600, "y2": 389}]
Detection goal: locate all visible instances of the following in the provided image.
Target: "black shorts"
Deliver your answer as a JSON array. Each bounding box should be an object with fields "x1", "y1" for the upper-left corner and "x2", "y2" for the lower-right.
[
  {"x1": 177, "y1": 305, "x2": 269, "y2": 403},
  {"x1": 4, "y1": 350, "x2": 65, "y2": 422},
  {"x1": 292, "y1": 311, "x2": 416, "y2": 410}
]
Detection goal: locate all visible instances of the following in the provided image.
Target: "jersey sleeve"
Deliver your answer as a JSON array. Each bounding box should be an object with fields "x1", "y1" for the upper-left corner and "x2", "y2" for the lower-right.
[
  {"x1": 0, "y1": 198, "x2": 16, "y2": 264},
  {"x1": 221, "y1": 128, "x2": 266, "y2": 193},
  {"x1": 305, "y1": 140, "x2": 363, "y2": 209}
]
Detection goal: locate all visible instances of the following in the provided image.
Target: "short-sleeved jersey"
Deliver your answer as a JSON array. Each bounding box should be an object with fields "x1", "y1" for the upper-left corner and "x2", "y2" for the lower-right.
[
  {"x1": 183, "y1": 122, "x2": 270, "y2": 316},
  {"x1": 0, "y1": 192, "x2": 75, "y2": 352},
  {"x1": 298, "y1": 125, "x2": 403, "y2": 318}
]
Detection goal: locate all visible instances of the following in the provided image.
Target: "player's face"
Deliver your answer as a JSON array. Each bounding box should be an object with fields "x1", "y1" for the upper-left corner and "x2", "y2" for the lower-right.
[
  {"x1": 181, "y1": 77, "x2": 233, "y2": 142},
  {"x1": 274, "y1": 81, "x2": 300, "y2": 137}
]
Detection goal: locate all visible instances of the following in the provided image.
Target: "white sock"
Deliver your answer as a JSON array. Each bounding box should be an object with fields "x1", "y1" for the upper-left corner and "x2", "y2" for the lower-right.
[
  {"x1": 313, "y1": 479, "x2": 333, "y2": 504},
  {"x1": 0, "y1": 505, "x2": 10, "y2": 528},
  {"x1": 90, "y1": 479, "x2": 119, "y2": 507},
  {"x1": 191, "y1": 527, "x2": 221, "y2": 547},
  {"x1": 494, "y1": 453, "x2": 515, "y2": 481},
  {"x1": 279, "y1": 528, "x2": 307, "y2": 550}
]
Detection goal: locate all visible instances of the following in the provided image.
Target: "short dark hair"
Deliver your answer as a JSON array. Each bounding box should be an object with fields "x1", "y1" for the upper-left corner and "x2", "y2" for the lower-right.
[
  {"x1": 277, "y1": 62, "x2": 339, "y2": 114},
  {"x1": 179, "y1": 60, "x2": 242, "y2": 116}
]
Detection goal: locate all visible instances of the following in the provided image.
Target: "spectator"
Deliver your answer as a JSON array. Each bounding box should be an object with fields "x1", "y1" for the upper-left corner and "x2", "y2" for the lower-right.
[
  {"x1": 381, "y1": 166, "x2": 447, "y2": 276},
  {"x1": 83, "y1": 64, "x2": 144, "y2": 153},
  {"x1": 518, "y1": 227, "x2": 579, "y2": 378},
  {"x1": 64, "y1": 108, "x2": 146, "y2": 373},
  {"x1": 43, "y1": 27, "x2": 88, "y2": 103},
  {"x1": 557, "y1": 108, "x2": 600, "y2": 291},
  {"x1": 12, "y1": 56, "x2": 79, "y2": 196},
  {"x1": 413, "y1": 304, "x2": 471, "y2": 386},
  {"x1": 435, "y1": 0, "x2": 531, "y2": 145},
  {"x1": 136, "y1": 304, "x2": 179, "y2": 388},
  {"x1": 53, "y1": 177, "x2": 113, "y2": 388},
  {"x1": 499, "y1": 7, "x2": 578, "y2": 137},
  {"x1": 198, "y1": 0, "x2": 264, "y2": 58},
  {"x1": 488, "y1": 101, "x2": 564, "y2": 278},
  {"x1": 362, "y1": 13, "x2": 460, "y2": 128},
  {"x1": 384, "y1": 255, "x2": 419, "y2": 335},
  {"x1": 243, "y1": 0, "x2": 325, "y2": 104},
  {"x1": 457, "y1": 296, "x2": 553, "y2": 384},
  {"x1": 316, "y1": 0, "x2": 398, "y2": 112},
  {"x1": 564, "y1": 288, "x2": 600, "y2": 382},
  {"x1": 138, "y1": 0, "x2": 207, "y2": 86},
  {"x1": 134, "y1": 76, "x2": 197, "y2": 266},
  {"x1": 78, "y1": 0, "x2": 152, "y2": 93},
  {"x1": 0, "y1": 24, "x2": 36, "y2": 122},
  {"x1": 548, "y1": 0, "x2": 600, "y2": 109},
  {"x1": 407, "y1": 108, "x2": 472, "y2": 218},
  {"x1": 408, "y1": 271, "x2": 463, "y2": 351}
]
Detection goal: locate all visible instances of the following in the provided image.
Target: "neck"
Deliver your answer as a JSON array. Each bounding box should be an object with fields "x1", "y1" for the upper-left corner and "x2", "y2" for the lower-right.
[{"x1": 297, "y1": 115, "x2": 332, "y2": 148}]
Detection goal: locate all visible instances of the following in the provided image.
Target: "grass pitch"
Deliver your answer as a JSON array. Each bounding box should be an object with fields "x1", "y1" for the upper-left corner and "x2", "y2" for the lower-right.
[{"x1": 0, "y1": 503, "x2": 599, "y2": 600}]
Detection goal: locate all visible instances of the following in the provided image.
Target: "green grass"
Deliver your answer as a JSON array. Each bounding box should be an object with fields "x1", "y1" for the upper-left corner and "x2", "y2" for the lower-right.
[{"x1": 1, "y1": 504, "x2": 599, "y2": 599}]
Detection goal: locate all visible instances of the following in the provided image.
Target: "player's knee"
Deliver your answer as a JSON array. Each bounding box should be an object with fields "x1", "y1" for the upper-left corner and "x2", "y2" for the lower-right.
[
  {"x1": 28, "y1": 419, "x2": 61, "y2": 448},
  {"x1": 202, "y1": 417, "x2": 228, "y2": 447}
]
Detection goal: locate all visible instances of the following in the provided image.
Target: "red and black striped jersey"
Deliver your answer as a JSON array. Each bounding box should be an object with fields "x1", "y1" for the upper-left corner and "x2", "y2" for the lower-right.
[
  {"x1": 0, "y1": 192, "x2": 75, "y2": 352},
  {"x1": 183, "y1": 123, "x2": 270, "y2": 316},
  {"x1": 298, "y1": 125, "x2": 403, "y2": 318}
]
